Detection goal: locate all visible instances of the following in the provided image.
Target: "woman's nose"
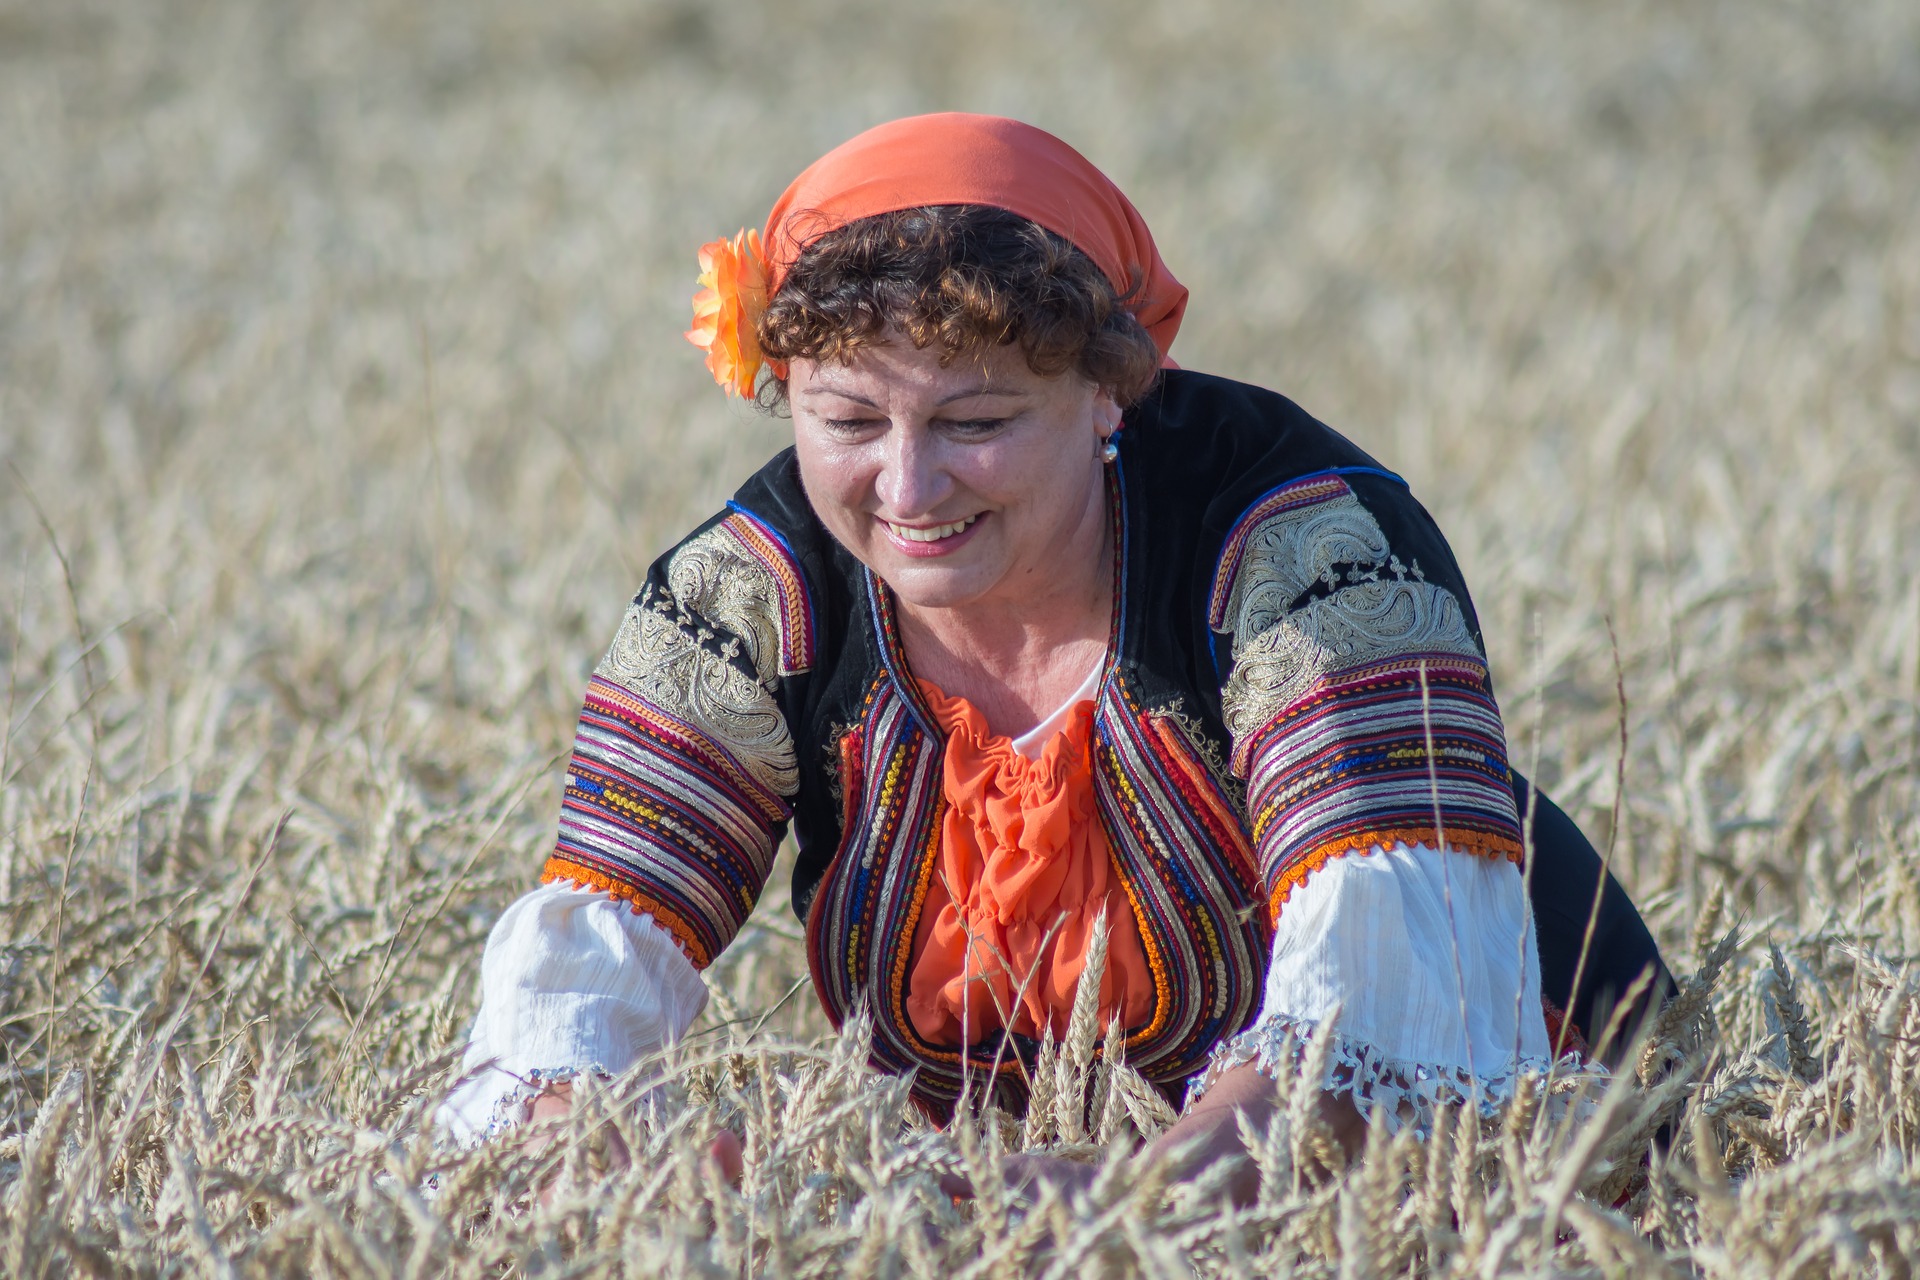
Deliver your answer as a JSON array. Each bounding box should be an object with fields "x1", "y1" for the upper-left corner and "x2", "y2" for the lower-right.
[{"x1": 875, "y1": 426, "x2": 947, "y2": 515}]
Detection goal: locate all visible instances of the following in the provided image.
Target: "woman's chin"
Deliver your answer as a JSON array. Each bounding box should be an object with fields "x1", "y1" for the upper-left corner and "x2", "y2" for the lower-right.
[{"x1": 875, "y1": 560, "x2": 997, "y2": 613}]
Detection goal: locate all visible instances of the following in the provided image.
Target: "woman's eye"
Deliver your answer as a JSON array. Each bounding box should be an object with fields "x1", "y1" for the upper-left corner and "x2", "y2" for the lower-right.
[
  {"x1": 940, "y1": 417, "x2": 1009, "y2": 437},
  {"x1": 823, "y1": 417, "x2": 883, "y2": 434}
]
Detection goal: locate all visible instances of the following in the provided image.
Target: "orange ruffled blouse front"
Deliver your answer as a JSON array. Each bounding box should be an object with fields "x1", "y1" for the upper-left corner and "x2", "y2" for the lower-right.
[{"x1": 905, "y1": 679, "x2": 1155, "y2": 1047}]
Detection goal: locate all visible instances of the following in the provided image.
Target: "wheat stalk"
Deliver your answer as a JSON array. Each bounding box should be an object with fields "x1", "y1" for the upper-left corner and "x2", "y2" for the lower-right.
[{"x1": 2, "y1": 2, "x2": 1916, "y2": 1272}]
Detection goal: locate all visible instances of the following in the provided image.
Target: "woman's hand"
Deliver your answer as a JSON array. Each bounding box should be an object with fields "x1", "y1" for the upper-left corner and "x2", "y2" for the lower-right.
[
  {"x1": 999, "y1": 1151, "x2": 1098, "y2": 1198},
  {"x1": 936, "y1": 1151, "x2": 1096, "y2": 1203},
  {"x1": 524, "y1": 1081, "x2": 742, "y2": 1201},
  {"x1": 942, "y1": 1064, "x2": 1363, "y2": 1207},
  {"x1": 523, "y1": 1081, "x2": 628, "y2": 1205},
  {"x1": 524, "y1": 1080, "x2": 583, "y2": 1136},
  {"x1": 1143, "y1": 1063, "x2": 1364, "y2": 1204}
]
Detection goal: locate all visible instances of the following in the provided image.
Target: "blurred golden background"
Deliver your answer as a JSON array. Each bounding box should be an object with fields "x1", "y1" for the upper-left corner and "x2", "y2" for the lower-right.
[{"x1": 2, "y1": 1, "x2": 1918, "y2": 1271}]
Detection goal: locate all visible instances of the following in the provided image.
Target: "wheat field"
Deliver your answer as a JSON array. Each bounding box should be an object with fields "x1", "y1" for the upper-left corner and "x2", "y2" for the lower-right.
[{"x1": 2, "y1": 0, "x2": 1918, "y2": 1274}]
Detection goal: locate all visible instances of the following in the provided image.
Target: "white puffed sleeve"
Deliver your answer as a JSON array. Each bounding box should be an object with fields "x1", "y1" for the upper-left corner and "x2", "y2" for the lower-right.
[
  {"x1": 436, "y1": 880, "x2": 708, "y2": 1143},
  {"x1": 1195, "y1": 842, "x2": 1558, "y2": 1129}
]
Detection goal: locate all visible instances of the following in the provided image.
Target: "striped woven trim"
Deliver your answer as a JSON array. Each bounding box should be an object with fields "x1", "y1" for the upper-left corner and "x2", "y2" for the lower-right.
[
  {"x1": 1247, "y1": 655, "x2": 1522, "y2": 922},
  {"x1": 721, "y1": 504, "x2": 816, "y2": 674},
  {"x1": 1091, "y1": 690, "x2": 1269, "y2": 1082},
  {"x1": 584, "y1": 677, "x2": 791, "y2": 827},
  {"x1": 546, "y1": 673, "x2": 787, "y2": 970}
]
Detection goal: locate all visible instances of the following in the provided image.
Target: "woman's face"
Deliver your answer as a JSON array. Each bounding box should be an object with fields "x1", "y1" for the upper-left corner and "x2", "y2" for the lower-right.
[{"x1": 789, "y1": 335, "x2": 1119, "y2": 614}]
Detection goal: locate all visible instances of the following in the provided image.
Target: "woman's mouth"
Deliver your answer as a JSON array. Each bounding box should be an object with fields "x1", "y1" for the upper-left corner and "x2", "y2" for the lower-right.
[
  {"x1": 879, "y1": 513, "x2": 984, "y2": 555},
  {"x1": 885, "y1": 514, "x2": 979, "y2": 542}
]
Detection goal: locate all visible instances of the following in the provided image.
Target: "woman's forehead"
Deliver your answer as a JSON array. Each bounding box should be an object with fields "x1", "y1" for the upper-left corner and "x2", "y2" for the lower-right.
[{"x1": 791, "y1": 341, "x2": 1058, "y2": 404}]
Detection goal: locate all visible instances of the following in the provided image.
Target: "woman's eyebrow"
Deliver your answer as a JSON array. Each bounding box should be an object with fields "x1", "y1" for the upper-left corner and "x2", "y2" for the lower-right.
[
  {"x1": 935, "y1": 387, "x2": 1024, "y2": 406},
  {"x1": 798, "y1": 385, "x2": 1026, "y2": 409},
  {"x1": 799, "y1": 388, "x2": 880, "y2": 408}
]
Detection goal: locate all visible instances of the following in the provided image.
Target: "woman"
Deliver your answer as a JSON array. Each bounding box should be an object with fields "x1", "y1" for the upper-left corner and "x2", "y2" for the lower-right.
[{"x1": 440, "y1": 114, "x2": 1667, "y2": 1186}]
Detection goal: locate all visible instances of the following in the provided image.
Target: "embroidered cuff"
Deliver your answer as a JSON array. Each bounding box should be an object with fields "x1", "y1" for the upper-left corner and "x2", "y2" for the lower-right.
[{"x1": 1188, "y1": 1010, "x2": 1605, "y2": 1133}]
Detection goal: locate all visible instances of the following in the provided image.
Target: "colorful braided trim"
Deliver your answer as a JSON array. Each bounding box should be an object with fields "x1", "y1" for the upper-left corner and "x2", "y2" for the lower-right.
[
  {"x1": 540, "y1": 855, "x2": 713, "y2": 969},
  {"x1": 1265, "y1": 827, "x2": 1525, "y2": 923}
]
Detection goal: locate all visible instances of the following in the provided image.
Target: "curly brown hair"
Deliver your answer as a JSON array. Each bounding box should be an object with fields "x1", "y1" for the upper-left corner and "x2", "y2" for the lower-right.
[{"x1": 756, "y1": 205, "x2": 1163, "y2": 408}]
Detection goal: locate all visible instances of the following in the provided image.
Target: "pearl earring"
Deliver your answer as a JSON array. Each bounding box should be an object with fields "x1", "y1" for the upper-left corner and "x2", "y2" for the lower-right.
[{"x1": 1100, "y1": 434, "x2": 1120, "y2": 464}]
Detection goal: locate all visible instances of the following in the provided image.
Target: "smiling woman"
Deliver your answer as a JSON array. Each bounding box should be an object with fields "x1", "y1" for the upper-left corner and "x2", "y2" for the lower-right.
[
  {"x1": 439, "y1": 113, "x2": 1670, "y2": 1198},
  {"x1": 788, "y1": 339, "x2": 1118, "y2": 730}
]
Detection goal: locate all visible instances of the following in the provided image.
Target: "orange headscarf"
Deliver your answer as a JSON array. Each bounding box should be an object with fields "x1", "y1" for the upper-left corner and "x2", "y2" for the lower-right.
[{"x1": 762, "y1": 113, "x2": 1188, "y2": 362}]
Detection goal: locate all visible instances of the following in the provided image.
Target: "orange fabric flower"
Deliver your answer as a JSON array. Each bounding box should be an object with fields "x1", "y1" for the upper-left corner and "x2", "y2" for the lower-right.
[
  {"x1": 685, "y1": 229, "x2": 773, "y2": 398},
  {"x1": 905, "y1": 680, "x2": 1155, "y2": 1047}
]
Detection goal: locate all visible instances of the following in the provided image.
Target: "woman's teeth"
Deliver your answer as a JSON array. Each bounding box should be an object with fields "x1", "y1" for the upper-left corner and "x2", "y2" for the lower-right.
[{"x1": 886, "y1": 514, "x2": 979, "y2": 542}]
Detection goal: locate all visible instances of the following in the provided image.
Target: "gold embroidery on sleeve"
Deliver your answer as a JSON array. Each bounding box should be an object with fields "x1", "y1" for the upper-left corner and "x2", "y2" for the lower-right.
[
  {"x1": 595, "y1": 521, "x2": 800, "y2": 797},
  {"x1": 1220, "y1": 488, "x2": 1483, "y2": 746}
]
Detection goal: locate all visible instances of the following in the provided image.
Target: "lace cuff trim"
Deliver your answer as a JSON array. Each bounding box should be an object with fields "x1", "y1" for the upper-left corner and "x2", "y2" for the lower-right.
[
  {"x1": 478, "y1": 1063, "x2": 608, "y2": 1142},
  {"x1": 1188, "y1": 1011, "x2": 1605, "y2": 1132}
]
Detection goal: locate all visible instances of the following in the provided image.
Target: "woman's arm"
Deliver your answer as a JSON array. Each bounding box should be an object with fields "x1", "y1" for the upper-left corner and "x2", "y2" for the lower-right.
[
  {"x1": 435, "y1": 881, "x2": 707, "y2": 1143},
  {"x1": 1000, "y1": 844, "x2": 1550, "y2": 1201},
  {"x1": 443, "y1": 506, "x2": 811, "y2": 1145}
]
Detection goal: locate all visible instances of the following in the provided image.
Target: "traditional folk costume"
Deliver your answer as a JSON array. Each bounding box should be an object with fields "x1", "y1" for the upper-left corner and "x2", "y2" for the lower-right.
[{"x1": 442, "y1": 115, "x2": 1666, "y2": 1139}]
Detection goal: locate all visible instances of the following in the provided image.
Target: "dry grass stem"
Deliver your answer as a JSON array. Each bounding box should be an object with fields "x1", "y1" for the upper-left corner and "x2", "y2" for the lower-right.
[{"x1": 3, "y1": 0, "x2": 1917, "y2": 1273}]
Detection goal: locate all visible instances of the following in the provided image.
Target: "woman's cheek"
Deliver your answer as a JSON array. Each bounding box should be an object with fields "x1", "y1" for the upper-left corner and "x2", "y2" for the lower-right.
[
  {"x1": 800, "y1": 441, "x2": 870, "y2": 510},
  {"x1": 945, "y1": 436, "x2": 1028, "y2": 501}
]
